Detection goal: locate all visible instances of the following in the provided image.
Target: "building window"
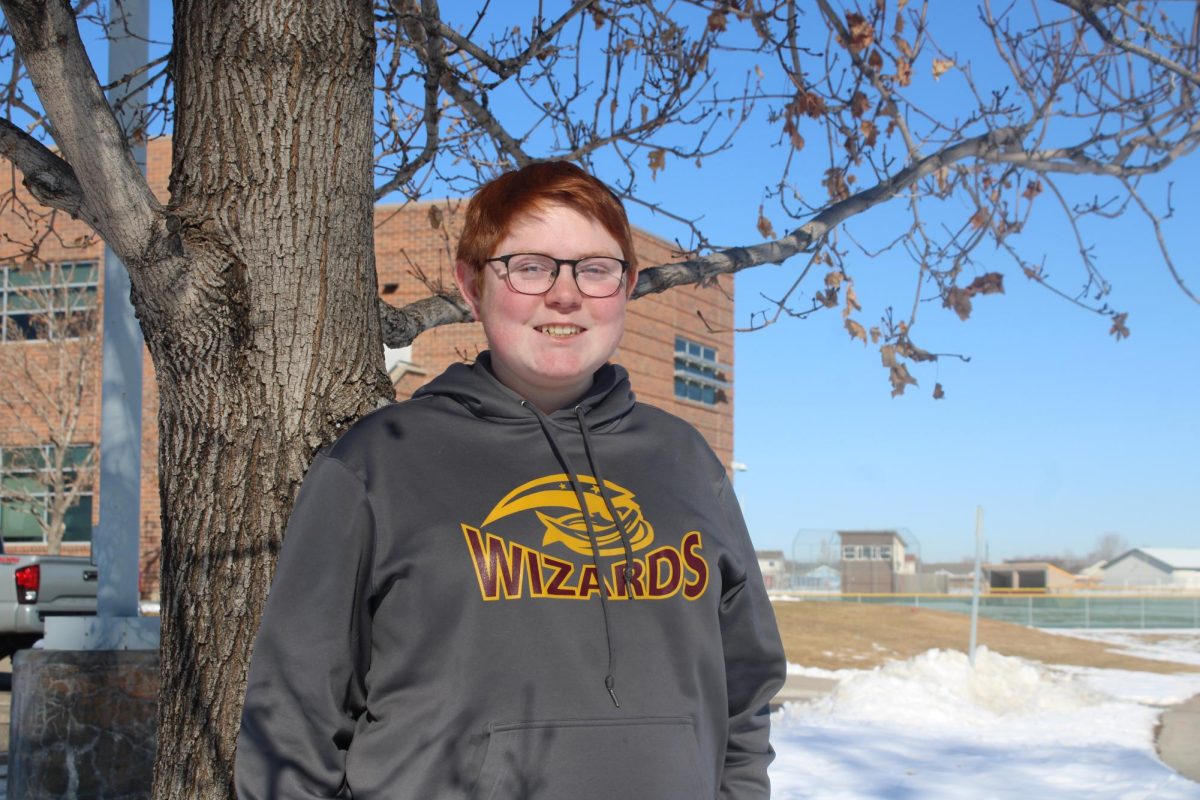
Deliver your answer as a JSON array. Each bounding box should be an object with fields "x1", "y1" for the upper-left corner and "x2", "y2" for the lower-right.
[
  {"x1": 842, "y1": 545, "x2": 857, "y2": 560},
  {"x1": 0, "y1": 261, "x2": 99, "y2": 342},
  {"x1": 880, "y1": 545, "x2": 892, "y2": 561},
  {"x1": 673, "y1": 336, "x2": 729, "y2": 406},
  {"x1": 0, "y1": 444, "x2": 95, "y2": 544}
]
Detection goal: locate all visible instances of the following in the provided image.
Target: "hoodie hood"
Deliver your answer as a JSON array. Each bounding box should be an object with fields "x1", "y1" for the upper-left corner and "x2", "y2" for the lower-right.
[{"x1": 413, "y1": 351, "x2": 636, "y2": 429}]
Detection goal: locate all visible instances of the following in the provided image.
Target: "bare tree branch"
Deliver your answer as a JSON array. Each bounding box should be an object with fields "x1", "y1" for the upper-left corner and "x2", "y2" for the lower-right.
[
  {"x1": 0, "y1": 0, "x2": 159, "y2": 259},
  {"x1": 378, "y1": 125, "x2": 1028, "y2": 346},
  {"x1": 1056, "y1": 0, "x2": 1200, "y2": 86},
  {"x1": 0, "y1": 117, "x2": 97, "y2": 226}
]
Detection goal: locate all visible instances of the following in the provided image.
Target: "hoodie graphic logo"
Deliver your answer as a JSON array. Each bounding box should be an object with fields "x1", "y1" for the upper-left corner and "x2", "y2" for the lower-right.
[
  {"x1": 461, "y1": 473, "x2": 709, "y2": 602},
  {"x1": 481, "y1": 474, "x2": 654, "y2": 557}
]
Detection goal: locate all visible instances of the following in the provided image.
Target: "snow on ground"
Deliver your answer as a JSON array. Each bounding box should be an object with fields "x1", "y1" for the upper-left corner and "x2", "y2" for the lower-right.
[{"x1": 770, "y1": 631, "x2": 1200, "y2": 799}]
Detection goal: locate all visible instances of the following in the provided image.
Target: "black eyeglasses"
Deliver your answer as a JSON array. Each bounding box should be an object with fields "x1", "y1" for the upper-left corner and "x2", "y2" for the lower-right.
[{"x1": 486, "y1": 253, "x2": 630, "y2": 298}]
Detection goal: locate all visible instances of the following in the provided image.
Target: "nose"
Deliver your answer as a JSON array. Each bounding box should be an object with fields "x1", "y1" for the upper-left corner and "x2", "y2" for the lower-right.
[{"x1": 544, "y1": 264, "x2": 583, "y2": 309}]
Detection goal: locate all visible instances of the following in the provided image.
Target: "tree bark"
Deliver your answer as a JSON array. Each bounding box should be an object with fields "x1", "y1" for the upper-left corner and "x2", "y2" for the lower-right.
[{"x1": 150, "y1": 2, "x2": 389, "y2": 798}]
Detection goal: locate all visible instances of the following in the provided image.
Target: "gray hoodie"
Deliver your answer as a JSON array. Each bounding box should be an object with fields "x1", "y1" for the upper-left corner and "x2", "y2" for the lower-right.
[{"x1": 235, "y1": 355, "x2": 785, "y2": 799}]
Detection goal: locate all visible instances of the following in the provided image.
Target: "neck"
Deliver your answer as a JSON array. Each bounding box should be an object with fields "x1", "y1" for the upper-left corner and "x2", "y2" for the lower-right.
[{"x1": 490, "y1": 362, "x2": 592, "y2": 414}]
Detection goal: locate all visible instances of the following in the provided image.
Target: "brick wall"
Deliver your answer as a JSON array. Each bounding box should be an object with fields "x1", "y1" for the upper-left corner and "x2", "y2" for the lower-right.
[{"x1": 1, "y1": 139, "x2": 734, "y2": 598}]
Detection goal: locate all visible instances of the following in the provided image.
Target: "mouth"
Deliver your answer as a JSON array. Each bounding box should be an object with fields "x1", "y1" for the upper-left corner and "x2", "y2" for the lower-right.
[{"x1": 535, "y1": 324, "x2": 585, "y2": 338}]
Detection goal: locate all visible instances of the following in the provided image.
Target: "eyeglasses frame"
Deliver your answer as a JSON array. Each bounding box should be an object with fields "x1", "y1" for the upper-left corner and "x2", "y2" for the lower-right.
[{"x1": 485, "y1": 252, "x2": 631, "y2": 299}]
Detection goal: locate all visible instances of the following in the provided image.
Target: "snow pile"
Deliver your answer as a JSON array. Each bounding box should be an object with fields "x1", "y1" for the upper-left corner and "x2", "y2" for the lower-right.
[
  {"x1": 770, "y1": 635, "x2": 1200, "y2": 799},
  {"x1": 806, "y1": 647, "x2": 1101, "y2": 728}
]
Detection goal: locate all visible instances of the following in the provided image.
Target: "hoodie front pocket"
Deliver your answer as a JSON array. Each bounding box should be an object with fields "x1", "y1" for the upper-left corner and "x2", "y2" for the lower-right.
[{"x1": 473, "y1": 715, "x2": 710, "y2": 800}]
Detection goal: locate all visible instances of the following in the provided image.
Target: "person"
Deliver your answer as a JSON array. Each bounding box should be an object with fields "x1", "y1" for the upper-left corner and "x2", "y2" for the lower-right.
[{"x1": 235, "y1": 162, "x2": 786, "y2": 799}]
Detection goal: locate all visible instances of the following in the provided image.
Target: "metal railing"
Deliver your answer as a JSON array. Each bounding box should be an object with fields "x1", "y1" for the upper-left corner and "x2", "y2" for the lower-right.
[{"x1": 771, "y1": 592, "x2": 1200, "y2": 628}]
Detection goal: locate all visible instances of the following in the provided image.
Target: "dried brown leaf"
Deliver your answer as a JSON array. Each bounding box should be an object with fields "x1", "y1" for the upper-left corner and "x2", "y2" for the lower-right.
[
  {"x1": 968, "y1": 208, "x2": 989, "y2": 230},
  {"x1": 896, "y1": 337, "x2": 936, "y2": 362},
  {"x1": 756, "y1": 205, "x2": 776, "y2": 239},
  {"x1": 932, "y1": 58, "x2": 955, "y2": 80},
  {"x1": 862, "y1": 119, "x2": 878, "y2": 148},
  {"x1": 843, "y1": 13, "x2": 875, "y2": 52},
  {"x1": 933, "y1": 383, "x2": 945, "y2": 400},
  {"x1": 944, "y1": 287, "x2": 973, "y2": 321},
  {"x1": 868, "y1": 49, "x2": 884, "y2": 72},
  {"x1": 896, "y1": 59, "x2": 912, "y2": 86},
  {"x1": 707, "y1": 9, "x2": 728, "y2": 32},
  {"x1": 889, "y1": 363, "x2": 918, "y2": 397},
  {"x1": 850, "y1": 91, "x2": 870, "y2": 119},
  {"x1": 869, "y1": 326, "x2": 881, "y2": 344},
  {"x1": 843, "y1": 283, "x2": 862, "y2": 319},
  {"x1": 1109, "y1": 312, "x2": 1131, "y2": 341},
  {"x1": 880, "y1": 344, "x2": 898, "y2": 367},
  {"x1": 823, "y1": 168, "x2": 851, "y2": 202},
  {"x1": 825, "y1": 270, "x2": 845, "y2": 290},
  {"x1": 966, "y1": 273, "x2": 1005, "y2": 296},
  {"x1": 648, "y1": 148, "x2": 667, "y2": 180},
  {"x1": 845, "y1": 318, "x2": 868, "y2": 345},
  {"x1": 428, "y1": 205, "x2": 443, "y2": 229},
  {"x1": 784, "y1": 119, "x2": 805, "y2": 150},
  {"x1": 935, "y1": 165, "x2": 950, "y2": 195},
  {"x1": 1022, "y1": 180, "x2": 1043, "y2": 201}
]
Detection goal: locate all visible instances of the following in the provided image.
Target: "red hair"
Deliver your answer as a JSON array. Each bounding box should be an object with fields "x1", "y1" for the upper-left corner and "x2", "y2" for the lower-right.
[{"x1": 456, "y1": 161, "x2": 636, "y2": 272}]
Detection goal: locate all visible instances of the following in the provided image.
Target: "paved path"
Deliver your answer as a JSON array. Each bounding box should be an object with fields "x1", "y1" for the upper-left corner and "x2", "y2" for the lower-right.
[
  {"x1": 1157, "y1": 693, "x2": 1200, "y2": 784},
  {"x1": 771, "y1": 674, "x2": 838, "y2": 709}
]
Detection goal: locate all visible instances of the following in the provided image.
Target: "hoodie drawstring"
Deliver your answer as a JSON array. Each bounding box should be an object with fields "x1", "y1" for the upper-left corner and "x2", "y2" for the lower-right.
[
  {"x1": 523, "y1": 400, "x2": 632, "y2": 708},
  {"x1": 575, "y1": 406, "x2": 638, "y2": 600}
]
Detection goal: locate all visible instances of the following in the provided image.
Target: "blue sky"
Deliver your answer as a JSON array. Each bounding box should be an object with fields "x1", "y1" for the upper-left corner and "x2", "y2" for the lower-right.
[
  {"x1": 627, "y1": 163, "x2": 1199, "y2": 562},
  {"x1": 110, "y1": 3, "x2": 1199, "y2": 563},
  {"x1": 602, "y1": 5, "x2": 1200, "y2": 564}
]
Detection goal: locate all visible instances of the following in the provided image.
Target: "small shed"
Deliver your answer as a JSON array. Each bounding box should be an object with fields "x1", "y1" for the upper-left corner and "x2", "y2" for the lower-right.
[
  {"x1": 1101, "y1": 548, "x2": 1200, "y2": 590},
  {"x1": 985, "y1": 561, "x2": 1076, "y2": 594}
]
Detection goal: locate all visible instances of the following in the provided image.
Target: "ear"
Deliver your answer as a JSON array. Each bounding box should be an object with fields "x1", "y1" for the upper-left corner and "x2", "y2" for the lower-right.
[{"x1": 454, "y1": 260, "x2": 483, "y2": 320}]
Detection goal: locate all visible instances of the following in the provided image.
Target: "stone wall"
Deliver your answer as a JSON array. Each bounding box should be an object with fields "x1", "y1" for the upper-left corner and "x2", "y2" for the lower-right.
[{"x1": 8, "y1": 650, "x2": 157, "y2": 800}]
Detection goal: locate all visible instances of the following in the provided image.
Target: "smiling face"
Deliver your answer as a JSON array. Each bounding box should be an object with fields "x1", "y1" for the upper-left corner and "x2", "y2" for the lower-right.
[{"x1": 454, "y1": 204, "x2": 634, "y2": 412}]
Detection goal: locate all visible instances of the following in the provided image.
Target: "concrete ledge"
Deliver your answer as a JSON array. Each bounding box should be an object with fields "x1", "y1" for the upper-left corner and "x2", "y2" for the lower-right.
[
  {"x1": 770, "y1": 675, "x2": 839, "y2": 709},
  {"x1": 7, "y1": 650, "x2": 158, "y2": 800},
  {"x1": 1157, "y1": 693, "x2": 1200, "y2": 784}
]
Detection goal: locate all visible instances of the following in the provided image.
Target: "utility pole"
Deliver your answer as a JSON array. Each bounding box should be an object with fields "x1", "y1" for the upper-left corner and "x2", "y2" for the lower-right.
[
  {"x1": 43, "y1": 0, "x2": 158, "y2": 651},
  {"x1": 969, "y1": 506, "x2": 984, "y2": 667}
]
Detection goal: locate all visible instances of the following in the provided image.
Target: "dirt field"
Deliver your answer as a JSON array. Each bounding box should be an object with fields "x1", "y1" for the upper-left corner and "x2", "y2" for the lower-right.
[{"x1": 773, "y1": 601, "x2": 1200, "y2": 673}]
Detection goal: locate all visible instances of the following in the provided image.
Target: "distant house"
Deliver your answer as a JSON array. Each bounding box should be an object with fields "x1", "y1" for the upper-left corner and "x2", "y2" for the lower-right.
[
  {"x1": 914, "y1": 561, "x2": 979, "y2": 594},
  {"x1": 756, "y1": 550, "x2": 787, "y2": 590},
  {"x1": 794, "y1": 564, "x2": 841, "y2": 593},
  {"x1": 838, "y1": 530, "x2": 907, "y2": 593},
  {"x1": 1101, "y1": 548, "x2": 1200, "y2": 590},
  {"x1": 986, "y1": 561, "x2": 1077, "y2": 594},
  {"x1": 1074, "y1": 560, "x2": 1107, "y2": 591}
]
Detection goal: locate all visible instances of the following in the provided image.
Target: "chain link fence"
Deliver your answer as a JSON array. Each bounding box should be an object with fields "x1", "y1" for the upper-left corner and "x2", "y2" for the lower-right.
[{"x1": 776, "y1": 592, "x2": 1200, "y2": 628}]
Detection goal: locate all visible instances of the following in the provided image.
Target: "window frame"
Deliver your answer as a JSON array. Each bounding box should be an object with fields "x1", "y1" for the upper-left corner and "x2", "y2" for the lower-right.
[
  {"x1": 673, "y1": 335, "x2": 730, "y2": 407},
  {"x1": 1, "y1": 261, "x2": 100, "y2": 343},
  {"x1": 0, "y1": 444, "x2": 96, "y2": 545}
]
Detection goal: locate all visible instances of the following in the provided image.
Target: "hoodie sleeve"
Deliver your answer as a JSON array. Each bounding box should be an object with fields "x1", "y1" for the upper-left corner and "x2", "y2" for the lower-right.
[
  {"x1": 715, "y1": 476, "x2": 786, "y2": 800},
  {"x1": 235, "y1": 453, "x2": 376, "y2": 800}
]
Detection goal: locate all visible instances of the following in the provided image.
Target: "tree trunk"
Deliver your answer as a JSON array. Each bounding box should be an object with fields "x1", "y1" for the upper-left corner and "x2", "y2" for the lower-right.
[{"x1": 149, "y1": 3, "x2": 388, "y2": 798}]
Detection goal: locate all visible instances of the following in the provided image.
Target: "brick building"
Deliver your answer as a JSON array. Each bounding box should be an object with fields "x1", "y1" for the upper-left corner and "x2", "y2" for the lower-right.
[
  {"x1": 838, "y1": 529, "x2": 910, "y2": 594},
  {"x1": 0, "y1": 139, "x2": 735, "y2": 598}
]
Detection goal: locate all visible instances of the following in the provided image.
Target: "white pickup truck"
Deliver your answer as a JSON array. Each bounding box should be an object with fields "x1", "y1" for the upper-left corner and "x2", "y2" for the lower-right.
[{"x1": 0, "y1": 539, "x2": 99, "y2": 658}]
